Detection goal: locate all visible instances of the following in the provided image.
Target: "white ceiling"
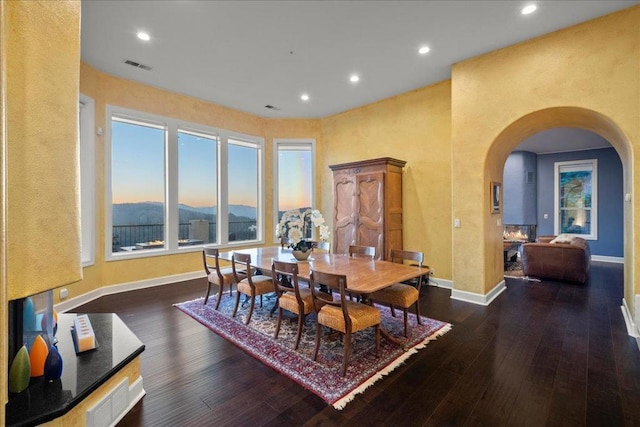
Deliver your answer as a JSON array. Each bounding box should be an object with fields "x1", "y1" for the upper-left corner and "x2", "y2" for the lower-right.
[
  {"x1": 81, "y1": 0, "x2": 639, "y2": 120},
  {"x1": 515, "y1": 127, "x2": 613, "y2": 154}
]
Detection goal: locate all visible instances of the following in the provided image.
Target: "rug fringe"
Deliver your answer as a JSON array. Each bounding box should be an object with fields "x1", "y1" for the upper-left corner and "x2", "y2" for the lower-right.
[
  {"x1": 331, "y1": 323, "x2": 452, "y2": 410},
  {"x1": 172, "y1": 296, "x2": 205, "y2": 307}
]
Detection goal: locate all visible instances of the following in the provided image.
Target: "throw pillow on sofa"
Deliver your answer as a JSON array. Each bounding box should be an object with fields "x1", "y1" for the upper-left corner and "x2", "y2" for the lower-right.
[{"x1": 550, "y1": 233, "x2": 574, "y2": 244}]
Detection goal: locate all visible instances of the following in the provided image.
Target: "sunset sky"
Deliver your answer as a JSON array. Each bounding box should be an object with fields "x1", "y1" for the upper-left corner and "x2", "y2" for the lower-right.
[{"x1": 112, "y1": 120, "x2": 311, "y2": 210}]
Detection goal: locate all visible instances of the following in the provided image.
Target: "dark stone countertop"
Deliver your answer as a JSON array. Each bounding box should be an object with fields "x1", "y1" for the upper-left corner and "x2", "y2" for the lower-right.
[{"x1": 5, "y1": 313, "x2": 145, "y2": 427}]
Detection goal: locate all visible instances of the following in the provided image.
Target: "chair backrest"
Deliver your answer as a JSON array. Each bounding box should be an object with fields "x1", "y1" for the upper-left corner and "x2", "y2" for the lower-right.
[
  {"x1": 309, "y1": 269, "x2": 351, "y2": 328},
  {"x1": 314, "y1": 241, "x2": 331, "y2": 253},
  {"x1": 389, "y1": 249, "x2": 425, "y2": 290},
  {"x1": 271, "y1": 260, "x2": 303, "y2": 300},
  {"x1": 203, "y1": 247, "x2": 221, "y2": 277},
  {"x1": 231, "y1": 252, "x2": 253, "y2": 284},
  {"x1": 348, "y1": 244, "x2": 375, "y2": 259}
]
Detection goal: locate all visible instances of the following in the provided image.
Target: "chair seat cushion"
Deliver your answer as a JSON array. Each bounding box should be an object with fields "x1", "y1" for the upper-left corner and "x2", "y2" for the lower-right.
[
  {"x1": 237, "y1": 275, "x2": 273, "y2": 295},
  {"x1": 370, "y1": 283, "x2": 418, "y2": 307},
  {"x1": 279, "y1": 288, "x2": 314, "y2": 314},
  {"x1": 318, "y1": 302, "x2": 380, "y2": 333},
  {"x1": 208, "y1": 267, "x2": 235, "y2": 285}
]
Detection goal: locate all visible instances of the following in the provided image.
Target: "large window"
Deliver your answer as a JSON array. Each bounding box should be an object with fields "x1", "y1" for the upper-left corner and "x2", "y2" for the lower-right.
[
  {"x1": 106, "y1": 106, "x2": 264, "y2": 259},
  {"x1": 554, "y1": 159, "x2": 597, "y2": 240},
  {"x1": 228, "y1": 138, "x2": 260, "y2": 242},
  {"x1": 178, "y1": 130, "x2": 218, "y2": 245},
  {"x1": 274, "y1": 139, "x2": 315, "y2": 240},
  {"x1": 110, "y1": 117, "x2": 166, "y2": 252}
]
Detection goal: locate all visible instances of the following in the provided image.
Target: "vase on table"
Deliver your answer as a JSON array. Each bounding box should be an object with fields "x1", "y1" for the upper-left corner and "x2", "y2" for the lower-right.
[{"x1": 292, "y1": 249, "x2": 312, "y2": 261}]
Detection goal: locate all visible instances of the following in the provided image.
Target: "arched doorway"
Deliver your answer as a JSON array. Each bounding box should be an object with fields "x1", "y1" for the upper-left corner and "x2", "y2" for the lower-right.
[{"x1": 486, "y1": 106, "x2": 634, "y2": 333}]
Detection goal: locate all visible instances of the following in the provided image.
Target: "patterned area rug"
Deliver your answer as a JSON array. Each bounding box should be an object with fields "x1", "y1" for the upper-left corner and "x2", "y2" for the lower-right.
[{"x1": 175, "y1": 295, "x2": 451, "y2": 409}]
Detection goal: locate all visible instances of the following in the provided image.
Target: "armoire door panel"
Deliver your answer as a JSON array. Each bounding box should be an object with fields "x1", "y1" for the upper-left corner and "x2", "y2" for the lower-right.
[
  {"x1": 333, "y1": 175, "x2": 357, "y2": 254},
  {"x1": 358, "y1": 223, "x2": 384, "y2": 258},
  {"x1": 357, "y1": 173, "x2": 384, "y2": 221}
]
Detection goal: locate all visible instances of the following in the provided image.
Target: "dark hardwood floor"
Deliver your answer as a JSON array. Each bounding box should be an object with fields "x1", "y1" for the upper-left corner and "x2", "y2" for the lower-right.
[{"x1": 72, "y1": 261, "x2": 640, "y2": 426}]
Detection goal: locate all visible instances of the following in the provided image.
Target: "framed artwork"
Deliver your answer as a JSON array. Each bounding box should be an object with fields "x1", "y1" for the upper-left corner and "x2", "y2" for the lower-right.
[
  {"x1": 491, "y1": 181, "x2": 501, "y2": 214},
  {"x1": 554, "y1": 159, "x2": 597, "y2": 239}
]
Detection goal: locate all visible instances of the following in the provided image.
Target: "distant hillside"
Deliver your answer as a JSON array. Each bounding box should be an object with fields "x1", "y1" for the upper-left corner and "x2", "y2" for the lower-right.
[{"x1": 113, "y1": 202, "x2": 256, "y2": 225}]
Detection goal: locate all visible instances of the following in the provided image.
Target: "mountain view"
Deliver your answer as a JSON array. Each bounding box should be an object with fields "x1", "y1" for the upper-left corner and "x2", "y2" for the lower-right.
[{"x1": 113, "y1": 202, "x2": 256, "y2": 225}]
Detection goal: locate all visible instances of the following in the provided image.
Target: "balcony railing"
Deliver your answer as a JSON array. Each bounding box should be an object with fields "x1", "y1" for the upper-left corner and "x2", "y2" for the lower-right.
[{"x1": 112, "y1": 220, "x2": 257, "y2": 252}]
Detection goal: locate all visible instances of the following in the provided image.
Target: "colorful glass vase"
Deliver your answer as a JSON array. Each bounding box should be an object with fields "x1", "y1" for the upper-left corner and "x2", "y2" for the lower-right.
[
  {"x1": 9, "y1": 345, "x2": 31, "y2": 393},
  {"x1": 44, "y1": 345, "x2": 63, "y2": 381},
  {"x1": 29, "y1": 334, "x2": 49, "y2": 377},
  {"x1": 23, "y1": 297, "x2": 36, "y2": 331}
]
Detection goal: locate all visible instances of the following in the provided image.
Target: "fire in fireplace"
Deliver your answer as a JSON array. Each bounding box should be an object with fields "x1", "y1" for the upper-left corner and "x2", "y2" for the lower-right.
[{"x1": 503, "y1": 224, "x2": 536, "y2": 242}]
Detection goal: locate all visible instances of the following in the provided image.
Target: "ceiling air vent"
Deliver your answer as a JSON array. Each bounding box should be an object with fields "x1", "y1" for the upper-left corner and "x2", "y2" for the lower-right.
[
  {"x1": 265, "y1": 105, "x2": 280, "y2": 111},
  {"x1": 123, "y1": 59, "x2": 152, "y2": 71}
]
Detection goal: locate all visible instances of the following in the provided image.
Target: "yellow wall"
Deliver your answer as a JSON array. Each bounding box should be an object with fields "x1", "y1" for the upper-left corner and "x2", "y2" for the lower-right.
[
  {"x1": 451, "y1": 6, "x2": 638, "y2": 311},
  {"x1": 1, "y1": 0, "x2": 7, "y2": 418},
  {"x1": 320, "y1": 82, "x2": 453, "y2": 279},
  {"x1": 5, "y1": 0, "x2": 82, "y2": 300},
  {"x1": 70, "y1": 64, "x2": 321, "y2": 299}
]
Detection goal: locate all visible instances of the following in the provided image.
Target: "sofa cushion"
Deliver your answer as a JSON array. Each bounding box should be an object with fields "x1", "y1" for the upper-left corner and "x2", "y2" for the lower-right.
[{"x1": 550, "y1": 233, "x2": 574, "y2": 244}]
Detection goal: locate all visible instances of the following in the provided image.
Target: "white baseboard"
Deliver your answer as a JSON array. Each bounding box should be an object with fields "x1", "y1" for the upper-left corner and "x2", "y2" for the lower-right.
[
  {"x1": 450, "y1": 280, "x2": 506, "y2": 306},
  {"x1": 621, "y1": 299, "x2": 639, "y2": 338},
  {"x1": 427, "y1": 276, "x2": 453, "y2": 289},
  {"x1": 591, "y1": 255, "x2": 624, "y2": 263},
  {"x1": 55, "y1": 271, "x2": 205, "y2": 313}
]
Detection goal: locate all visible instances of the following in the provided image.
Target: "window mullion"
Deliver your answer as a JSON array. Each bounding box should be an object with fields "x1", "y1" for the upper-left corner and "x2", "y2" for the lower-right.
[
  {"x1": 219, "y1": 133, "x2": 229, "y2": 245},
  {"x1": 166, "y1": 122, "x2": 179, "y2": 250}
]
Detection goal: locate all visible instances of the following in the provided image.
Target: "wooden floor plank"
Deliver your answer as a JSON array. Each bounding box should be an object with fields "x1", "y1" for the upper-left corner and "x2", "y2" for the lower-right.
[{"x1": 70, "y1": 262, "x2": 640, "y2": 426}]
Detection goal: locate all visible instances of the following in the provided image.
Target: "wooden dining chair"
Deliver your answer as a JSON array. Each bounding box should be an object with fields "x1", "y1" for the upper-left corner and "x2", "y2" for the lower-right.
[
  {"x1": 202, "y1": 248, "x2": 237, "y2": 310},
  {"x1": 231, "y1": 252, "x2": 273, "y2": 325},
  {"x1": 348, "y1": 244, "x2": 375, "y2": 259},
  {"x1": 271, "y1": 260, "x2": 315, "y2": 350},
  {"x1": 369, "y1": 249, "x2": 425, "y2": 337},
  {"x1": 310, "y1": 269, "x2": 380, "y2": 377}
]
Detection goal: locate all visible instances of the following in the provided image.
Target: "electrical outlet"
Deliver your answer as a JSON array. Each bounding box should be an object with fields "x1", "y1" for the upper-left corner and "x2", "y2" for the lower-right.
[{"x1": 60, "y1": 288, "x2": 68, "y2": 299}]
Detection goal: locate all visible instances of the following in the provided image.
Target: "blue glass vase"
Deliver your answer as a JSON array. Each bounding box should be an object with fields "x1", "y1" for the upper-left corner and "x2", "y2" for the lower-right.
[{"x1": 43, "y1": 345, "x2": 63, "y2": 381}]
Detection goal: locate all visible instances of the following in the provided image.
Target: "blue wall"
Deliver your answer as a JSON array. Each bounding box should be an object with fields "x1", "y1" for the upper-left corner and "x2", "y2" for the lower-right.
[
  {"x1": 503, "y1": 151, "x2": 537, "y2": 226},
  {"x1": 536, "y1": 148, "x2": 623, "y2": 257}
]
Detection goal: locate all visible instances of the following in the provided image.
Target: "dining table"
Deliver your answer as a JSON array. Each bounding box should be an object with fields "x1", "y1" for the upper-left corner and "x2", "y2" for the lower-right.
[{"x1": 218, "y1": 246, "x2": 428, "y2": 347}]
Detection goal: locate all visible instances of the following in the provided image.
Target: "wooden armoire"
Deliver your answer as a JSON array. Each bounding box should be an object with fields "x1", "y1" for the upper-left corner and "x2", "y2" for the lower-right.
[{"x1": 329, "y1": 157, "x2": 406, "y2": 260}]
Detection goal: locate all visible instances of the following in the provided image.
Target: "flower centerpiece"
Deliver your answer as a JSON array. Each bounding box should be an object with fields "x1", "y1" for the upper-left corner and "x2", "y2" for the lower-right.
[{"x1": 276, "y1": 208, "x2": 330, "y2": 259}]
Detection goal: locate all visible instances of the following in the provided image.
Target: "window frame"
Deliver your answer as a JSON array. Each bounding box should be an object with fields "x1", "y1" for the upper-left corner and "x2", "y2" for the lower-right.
[
  {"x1": 105, "y1": 105, "x2": 265, "y2": 261},
  {"x1": 79, "y1": 94, "x2": 96, "y2": 267},
  {"x1": 553, "y1": 159, "x2": 598, "y2": 240},
  {"x1": 273, "y1": 139, "x2": 316, "y2": 243}
]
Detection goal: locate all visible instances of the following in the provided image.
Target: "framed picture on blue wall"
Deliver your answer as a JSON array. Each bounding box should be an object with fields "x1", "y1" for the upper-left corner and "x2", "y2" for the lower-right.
[{"x1": 554, "y1": 159, "x2": 597, "y2": 240}]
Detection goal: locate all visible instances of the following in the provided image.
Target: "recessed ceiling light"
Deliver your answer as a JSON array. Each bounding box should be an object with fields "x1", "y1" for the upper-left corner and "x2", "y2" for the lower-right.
[
  {"x1": 350, "y1": 74, "x2": 360, "y2": 83},
  {"x1": 137, "y1": 31, "x2": 151, "y2": 41},
  {"x1": 418, "y1": 46, "x2": 430, "y2": 55},
  {"x1": 521, "y1": 4, "x2": 537, "y2": 15},
  {"x1": 301, "y1": 94, "x2": 309, "y2": 101}
]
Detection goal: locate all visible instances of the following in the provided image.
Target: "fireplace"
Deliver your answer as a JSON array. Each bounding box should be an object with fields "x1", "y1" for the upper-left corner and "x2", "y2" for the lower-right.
[
  {"x1": 503, "y1": 224, "x2": 536, "y2": 242},
  {"x1": 8, "y1": 290, "x2": 55, "y2": 381}
]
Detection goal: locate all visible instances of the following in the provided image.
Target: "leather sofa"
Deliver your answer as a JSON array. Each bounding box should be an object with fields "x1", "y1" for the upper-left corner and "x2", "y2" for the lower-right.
[{"x1": 521, "y1": 235, "x2": 591, "y2": 284}]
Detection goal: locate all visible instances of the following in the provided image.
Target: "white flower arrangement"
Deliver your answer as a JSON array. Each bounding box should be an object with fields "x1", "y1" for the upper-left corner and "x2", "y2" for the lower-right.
[{"x1": 276, "y1": 208, "x2": 330, "y2": 251}]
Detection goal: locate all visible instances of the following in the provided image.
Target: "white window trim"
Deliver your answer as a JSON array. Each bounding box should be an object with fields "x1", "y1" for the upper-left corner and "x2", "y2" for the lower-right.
[
  {"x1": 105, "y1": 105, "x2": 264, "y2": 261},
  {"x1": 79, "y1": 94, "x2": 95, "y2": 267},
  {"x1": 273, "y1": 139, "x2": 316, "y2": 243},
  {"x1": 553, "y1": 159, "x2": 598, "y2": 240}
]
